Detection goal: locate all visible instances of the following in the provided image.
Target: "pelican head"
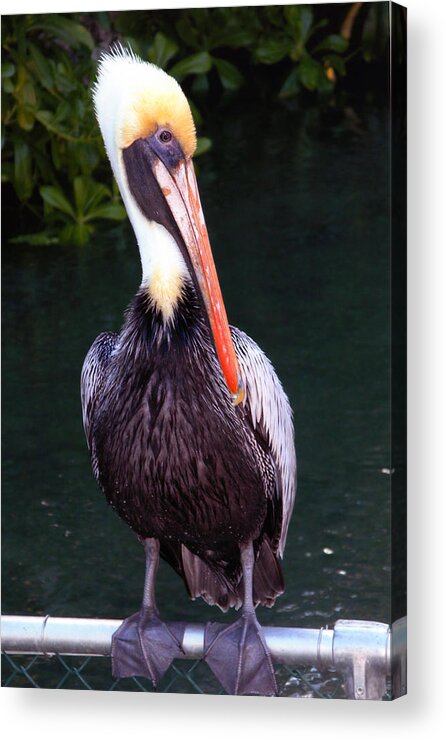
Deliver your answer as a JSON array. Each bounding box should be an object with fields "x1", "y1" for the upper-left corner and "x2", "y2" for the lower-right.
[{"x1": 93, "y1": 46, "x2": 241, "y2": 399}]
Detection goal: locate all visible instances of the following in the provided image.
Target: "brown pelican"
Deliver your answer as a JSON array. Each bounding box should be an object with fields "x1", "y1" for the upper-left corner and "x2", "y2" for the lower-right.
[{"x1": 81, "y1": 47, "x2": 296, "y2": 696}]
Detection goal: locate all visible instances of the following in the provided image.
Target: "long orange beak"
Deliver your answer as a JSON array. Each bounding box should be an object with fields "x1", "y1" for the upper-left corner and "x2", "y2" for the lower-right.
[{"x1": 153, "y1": 156, "x2": 242, "y2": 400}]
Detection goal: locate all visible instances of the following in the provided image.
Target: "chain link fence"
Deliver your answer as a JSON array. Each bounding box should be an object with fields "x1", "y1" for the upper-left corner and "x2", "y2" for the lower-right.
[{"x1": 1, "y1": 652, "x2": 345, "y2": 697}]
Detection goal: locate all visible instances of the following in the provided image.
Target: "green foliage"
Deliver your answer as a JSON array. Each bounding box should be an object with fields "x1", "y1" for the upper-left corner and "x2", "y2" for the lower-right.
[
  {"x1": 2, "y1": 14, "x2": 109, "y2": 244},
  {"x1": 2, "y1": 5, "x2": 387, "y2": 246},
  {"x1": 141, "y1": 5, "x2": 347, "y2": 99},
  {"x1": 39, "y1": 176, "x2": 126, "y2": 244}
]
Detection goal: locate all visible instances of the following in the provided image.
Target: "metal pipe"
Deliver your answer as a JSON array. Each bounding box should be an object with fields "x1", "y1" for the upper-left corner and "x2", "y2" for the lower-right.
[{"x1": 0, "y1": 615, "x2": 329, "y2": 663}]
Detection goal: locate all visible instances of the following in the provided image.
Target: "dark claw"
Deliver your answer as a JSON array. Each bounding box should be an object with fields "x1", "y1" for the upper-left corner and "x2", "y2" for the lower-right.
[
  {"x1": 111, "y1": 609, "x2": 185, "y2": 686},
  {"x1": 204, "y1": 613, "x2": 277, "y2": 696}
]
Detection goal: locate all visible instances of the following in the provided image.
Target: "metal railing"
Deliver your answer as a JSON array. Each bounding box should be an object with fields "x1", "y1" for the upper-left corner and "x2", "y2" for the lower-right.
[{"x1": 1, "y1": 614, "x2": 406, "y2": 699}]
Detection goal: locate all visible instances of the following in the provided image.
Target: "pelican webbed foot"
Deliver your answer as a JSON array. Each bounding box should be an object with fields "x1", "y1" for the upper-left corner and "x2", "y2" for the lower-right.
[
  {"x1": 111, "y1": 607, "x2": 185, "y2": 685},
  {"x1": 111, "y1": 538, "x2": 185, "y2": 685},
  {"x1": 204, "y1": 612, "x2": 277, "y2": 696}
]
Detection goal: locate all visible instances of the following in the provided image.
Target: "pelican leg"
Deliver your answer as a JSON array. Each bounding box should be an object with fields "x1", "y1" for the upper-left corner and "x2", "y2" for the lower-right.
[
  {"x1": 111, "y1": 538, "x2": 185, "y2": 685},
  {"x1": 203, "y1": 541, "x2": 277, "y2": 696}
]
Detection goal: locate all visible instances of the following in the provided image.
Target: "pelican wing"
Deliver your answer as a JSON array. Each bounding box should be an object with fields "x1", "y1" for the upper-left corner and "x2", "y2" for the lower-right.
[
  {"x1": 81, "y1": 332, "x2": 119, "y2": 474},
  {"x1": 231, "y1": 327, "x2": 297, "y2": 557}
]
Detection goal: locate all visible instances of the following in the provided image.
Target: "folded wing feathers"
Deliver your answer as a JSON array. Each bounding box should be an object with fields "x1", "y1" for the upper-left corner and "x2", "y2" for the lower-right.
[
  {"x1": 231, "y1": 327, "x2": 297, "y2": 557},
  {"x1": 80, "y1": 331, "x2": 119, "y2": 475}
]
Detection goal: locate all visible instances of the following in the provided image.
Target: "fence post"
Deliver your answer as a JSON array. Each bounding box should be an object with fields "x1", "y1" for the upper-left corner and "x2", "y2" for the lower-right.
[{"x1": 332, "y1": 620, "x2": 390, "y2": 700}]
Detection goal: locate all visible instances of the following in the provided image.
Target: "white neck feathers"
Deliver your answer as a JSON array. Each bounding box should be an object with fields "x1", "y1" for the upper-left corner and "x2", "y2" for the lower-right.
[
  {"x1": 92, "y1": 48, "x2": 192, "y2": 323},
  {"x1": 138, "y1": 219, "x2": 189, "y2": 322}
]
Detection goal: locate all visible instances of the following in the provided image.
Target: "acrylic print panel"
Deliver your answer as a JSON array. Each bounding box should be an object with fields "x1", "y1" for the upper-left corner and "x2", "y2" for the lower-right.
[{"x1": 1, "y1": 2, "x2": 406, "y2": 699}]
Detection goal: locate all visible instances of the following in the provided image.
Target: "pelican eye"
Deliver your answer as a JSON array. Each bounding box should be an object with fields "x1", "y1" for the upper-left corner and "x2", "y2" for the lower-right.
[{"x1": 159, "y1": 129, "x2": 172, "y2": 143}]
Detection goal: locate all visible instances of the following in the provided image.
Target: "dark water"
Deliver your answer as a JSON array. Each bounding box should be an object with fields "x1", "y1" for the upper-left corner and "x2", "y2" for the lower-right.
[{"x1": 2, "y1": 99, "x2": 391, "y2": 689}]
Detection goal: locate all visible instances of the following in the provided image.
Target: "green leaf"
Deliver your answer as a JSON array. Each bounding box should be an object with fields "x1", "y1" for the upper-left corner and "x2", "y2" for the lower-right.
[
  {"x1": 53, "y1": 61, "x2": 78, "y2": 95},
  {"x1": 85, "y1": 203, "x2": 126, "y2": 222},
  {"x1": 40, "y1": 185, "x2": 76, "y2": 219},
  {"x1": 278, "y1": 66, "x2": 301, "y2": 99},
  {"x1": 60, "y1": 222, "x2": 94, "y2": 245},
  {"x1": 51, "y1": 136, "x2": 62, "y2": 171},
  {"x1": 1, "y1": 62, "x2": 15, "y2": 79},
  {"x1": 14, "y1": 139, "x2": 33, "y2": 201},
  {"x1": 17, "y1": 103, "x2": 35, "y2": 130},
  {"x1": 9, "y1": 231, "x2": 59, "y2": 246},
  {"x1": 210, "y1": 29, "x2": 257, "y2": 49},
  {"x1": 73, "y1": 176, "x2": 91, "y2": 215},
  {"x1": 300, "y1": 7, "x2": 315, "y2": 43},
  {"x1": 254, "y1": 37, "x2": 292, "y2": 65},
  {"x1": 70, "y1": 142, "x2": 100, "y2": 176},
  {"x1": 29, "y1": 16, "x2": 94, "y2": 51},
  {"x1": 2, "y1": 78, "x2": 14, "y2": 93},
  {"x1": 53, "y1": 99, "x2": 74, "y2": 125},
  {"x1": 314, "y1": 34, "x2": 349, "y2": 54},
  {"x1": 175, "y1": 16, "x2": 201, "y2": 50},
  {"x1": 213, "y1": 57, "x2": 244, "y2": 91},
  {"x1": 284, "y1": 5, "x2": 301, "y2": 31},
  {"x1": 35, "y1": 110, "x2": 54, "y2": 129},
  {"x1": 195, "y1": 137, "x2": 212, "y2": 157},
  {"x1": 28, "y1": 43, "x2": 55, "y2": 92},
  {"x1": 169, "y1": 52, "x2": 212, "y2": 79},
  {"x1": 284, "y1": 5, "x2": 314, "y2": 43},
  {"x1": 148, "y1": 32, "x2": 179, "y2": 69},
  {"x1": 15, "y1": 66, "x2": 37, "y2": 130},
  {"x1": 20, "y1": 79, "x2": 37, "y2": 107},
  {"x1": 298, "y1": 56, "x2": 324, "y2": 91},
  {"x1": 73, "y1": 176, "x2": 110, "y2": 217}
]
